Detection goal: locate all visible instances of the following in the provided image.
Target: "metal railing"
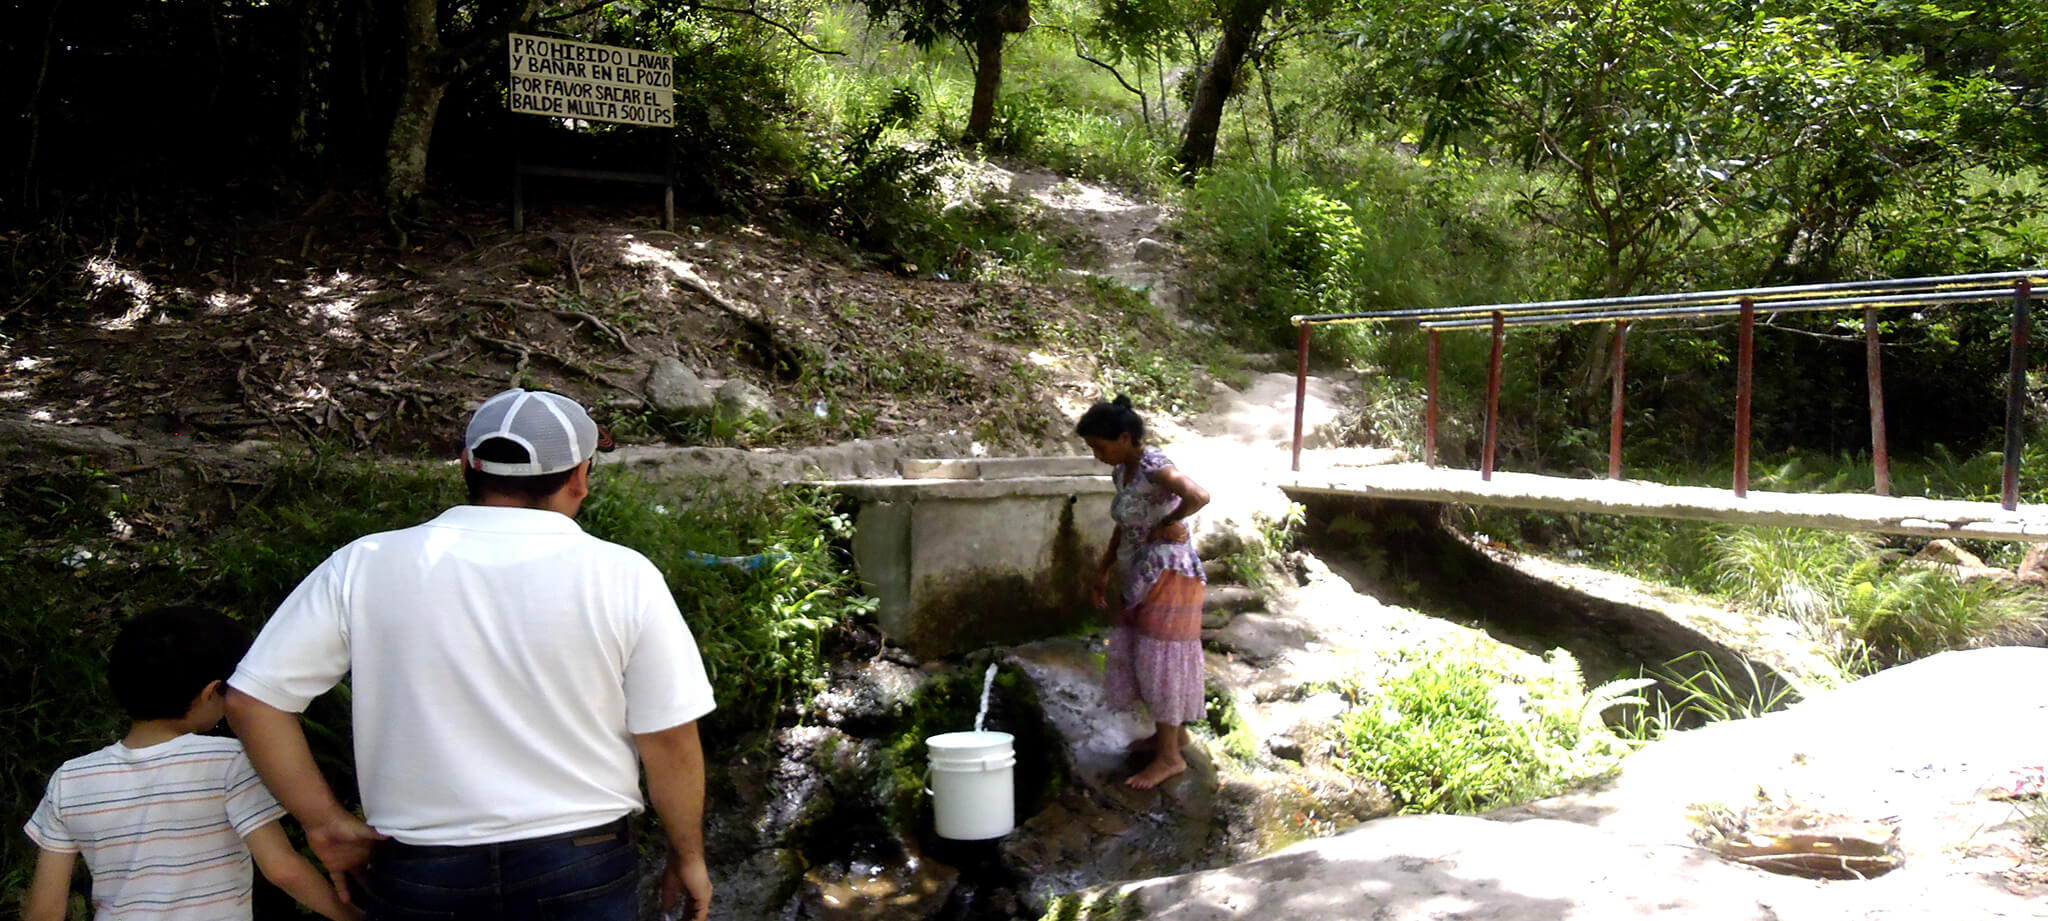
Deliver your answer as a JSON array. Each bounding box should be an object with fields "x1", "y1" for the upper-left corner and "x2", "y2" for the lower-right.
[{"x1": 1289, "y1": 270, "x2": 2048, "y2": 510}]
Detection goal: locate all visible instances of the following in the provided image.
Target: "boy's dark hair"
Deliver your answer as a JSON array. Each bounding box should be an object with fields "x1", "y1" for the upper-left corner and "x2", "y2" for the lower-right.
[
  {"x1": 108, "y1": 606, "x2": 251, "y2": 721},
  {"x1": 1075, "y1": 394, "x2": 1145, "y2": 443},
  {"x1": 464, "y1": 437, "x2": 582, "y2": 504}
]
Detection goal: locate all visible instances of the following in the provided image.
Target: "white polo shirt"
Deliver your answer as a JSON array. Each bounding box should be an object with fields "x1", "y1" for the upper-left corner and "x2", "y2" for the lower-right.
[{"x1": 229, "y1": 505, "x2": 716, "y2": 846}]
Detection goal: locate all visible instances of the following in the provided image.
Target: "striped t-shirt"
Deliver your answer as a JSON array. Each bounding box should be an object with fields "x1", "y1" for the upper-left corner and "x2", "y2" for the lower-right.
[{"x1": 24, "y1": 734, "x2": 285, "y2": 920}]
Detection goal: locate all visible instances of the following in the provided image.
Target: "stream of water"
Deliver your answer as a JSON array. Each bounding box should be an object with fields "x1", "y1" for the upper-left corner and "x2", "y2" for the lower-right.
[{"x1": 973, "y1": 663, "x2": 996, "y2": 733}]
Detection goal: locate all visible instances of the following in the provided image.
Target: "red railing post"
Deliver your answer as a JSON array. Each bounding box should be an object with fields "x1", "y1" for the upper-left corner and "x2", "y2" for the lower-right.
[
  {"x1": 1864, "y1": 307, "x2": 1890, "y2": 497},
  {"x1": 2003, "y1": 279, "x2": 2031, "y2": 510},
  {"x1": 1734, "y1": 296, "x2": 1755, "y2": 498},
  {"x1": 1292, "y1": 321, "x2": 1311, "y2": 473},
  {"x1": 1608, "y1": 320, "x2": 1629, "y2": 480},
  {"x1": 1425, "y1": 329, "x2": 1440, "y2": 467},
  {"x1": 1482, "y1": 310, "x2": 1505, "y2": 481}
]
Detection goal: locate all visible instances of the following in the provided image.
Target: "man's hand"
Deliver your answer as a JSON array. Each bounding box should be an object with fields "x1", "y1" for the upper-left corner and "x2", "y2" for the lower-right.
[
  {"x1": 306, "y1": 813, "x2": 385, "y2": 901},
  {"x1": 227, "y1": 689, "x2": 382, "y2": 904},
  {"x1": 661, "y1": 851, "x2": 712, "y2": 921},
  {"x1": 638, "y1": 721, "x2": 709, "y2": 921}
]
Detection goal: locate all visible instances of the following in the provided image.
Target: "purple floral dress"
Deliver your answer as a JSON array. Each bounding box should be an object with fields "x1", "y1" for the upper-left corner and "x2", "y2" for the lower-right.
[
  {"x1": 1104, "y1": 446, "x2": 1207, "y2": 725},
  {"x1": 1110, "y1": 447, "x2": 1207, "y2": 608}
]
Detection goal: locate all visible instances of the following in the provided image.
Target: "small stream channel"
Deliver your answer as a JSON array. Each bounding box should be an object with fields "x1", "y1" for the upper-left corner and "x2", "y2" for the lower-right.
[{"x1": 1287, "y1": 492, "x2": 1801, "y2": 715}]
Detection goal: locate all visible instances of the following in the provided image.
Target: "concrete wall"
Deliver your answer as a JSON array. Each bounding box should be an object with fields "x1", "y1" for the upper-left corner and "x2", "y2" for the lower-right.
[{"x1": 835, "y1": 476, "x2": 1117, "y2": 659}]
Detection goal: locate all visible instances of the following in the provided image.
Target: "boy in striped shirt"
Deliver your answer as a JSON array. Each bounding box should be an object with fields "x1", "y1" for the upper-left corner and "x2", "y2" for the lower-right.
[{"x1": 22, "y1": 606, "x2": 358, "y2": 921}]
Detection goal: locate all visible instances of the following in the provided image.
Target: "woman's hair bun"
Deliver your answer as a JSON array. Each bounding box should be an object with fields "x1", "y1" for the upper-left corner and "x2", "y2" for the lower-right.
[{"x1": 1112, "y1": 394, "x2": 1133, "y2": 409}]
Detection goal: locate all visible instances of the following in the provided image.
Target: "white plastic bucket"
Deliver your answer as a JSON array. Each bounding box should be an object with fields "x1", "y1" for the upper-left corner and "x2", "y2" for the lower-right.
[{"x1": 926, "y1": 730, "x2": 1015, "y2": 840}]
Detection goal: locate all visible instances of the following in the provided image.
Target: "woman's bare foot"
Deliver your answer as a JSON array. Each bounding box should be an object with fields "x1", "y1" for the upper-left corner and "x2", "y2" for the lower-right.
[{"x1": 1126, "y1": 753, "x2": 1187, "y2": 789}]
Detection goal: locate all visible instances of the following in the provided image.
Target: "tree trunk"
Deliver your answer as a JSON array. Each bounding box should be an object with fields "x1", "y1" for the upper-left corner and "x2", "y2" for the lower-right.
[
  {"x1": 383, "y1": 72, "x2": 450, "y2": 210},
  {"x1": 381, "y1": 0, "x2": 537, "y2": 213},
  {"x1": 965, "y1": 27, "x2": 1004, "y2": 145},
  {"x1": 383, "y1": 0, "x2": 445, "y2": 212},
  {"x1": 1175, "y1": 0, "x2": 1273, "y2": 179}
]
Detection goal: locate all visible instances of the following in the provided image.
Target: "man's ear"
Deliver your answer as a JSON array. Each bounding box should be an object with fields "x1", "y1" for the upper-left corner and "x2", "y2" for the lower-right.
[{"x1": 567, "y1": 459, "x2": 592, "y2": 499}]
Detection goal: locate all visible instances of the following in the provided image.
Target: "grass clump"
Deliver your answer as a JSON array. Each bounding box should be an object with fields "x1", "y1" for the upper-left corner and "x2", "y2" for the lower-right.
[
  {"x1": 1612, "y1": 651, "x2": 1804, "y2": 741},
  {"x1": 1709, "y1": 527, "x2": 2030, "y2": 668},
  {"x1": 1334, "y1": 645, "x2": 1638, "y2": 814}
]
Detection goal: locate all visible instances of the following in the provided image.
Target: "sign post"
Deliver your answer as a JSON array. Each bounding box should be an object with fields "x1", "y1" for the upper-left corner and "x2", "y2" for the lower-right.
[{"x1": 506, "y1": 33, "x2": 676, "y2": 230}]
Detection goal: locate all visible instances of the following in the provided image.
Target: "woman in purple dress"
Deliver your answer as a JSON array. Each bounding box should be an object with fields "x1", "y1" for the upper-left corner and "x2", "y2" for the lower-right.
[{"x1": 1077, "y1": 396, "x2": 1212, "y2": 789}]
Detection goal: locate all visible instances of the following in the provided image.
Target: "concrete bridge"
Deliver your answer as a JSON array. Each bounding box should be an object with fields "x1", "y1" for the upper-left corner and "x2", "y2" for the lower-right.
[
  {"x1": 1287, "y1": 462, "x2": 2048, "y2": 542},
  {"x1": 825, "y1": 447, "x2": 2048, "y2": 660}
]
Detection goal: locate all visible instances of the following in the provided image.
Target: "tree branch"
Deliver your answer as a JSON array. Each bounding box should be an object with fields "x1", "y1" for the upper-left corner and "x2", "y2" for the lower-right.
[
  {"x1": 696, "y1": 3, "x2": 845, "y2": 55},
  {"x1": 1036, "y1": 22, "x2": 1147, "y2": 100},
  {"x1": 539, "y1": 0, "x2": 615, "y2": 23}
]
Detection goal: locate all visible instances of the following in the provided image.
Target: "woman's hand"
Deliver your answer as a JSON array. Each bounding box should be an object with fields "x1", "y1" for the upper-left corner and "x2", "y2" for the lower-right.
[
  {"x1": 1148, "y1": 521, "x2": 1189, "y2": 545},
  {"x1": 1090, "y1": 567, "x2": 1111, "y2": 609}
]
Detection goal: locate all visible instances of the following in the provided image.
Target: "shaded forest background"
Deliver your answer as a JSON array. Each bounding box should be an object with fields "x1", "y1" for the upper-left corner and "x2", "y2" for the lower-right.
[{"x1": 5, "y1": 0, "x2": 2048, "y2": 477}]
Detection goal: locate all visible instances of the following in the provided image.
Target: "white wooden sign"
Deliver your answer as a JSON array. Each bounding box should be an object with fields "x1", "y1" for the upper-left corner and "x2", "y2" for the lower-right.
[{"x1": 507, "y1": 33, "x2": 674, "y2": 128}]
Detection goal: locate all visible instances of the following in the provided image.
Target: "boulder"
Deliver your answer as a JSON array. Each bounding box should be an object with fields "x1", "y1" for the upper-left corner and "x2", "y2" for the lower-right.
[
  {"x1": 716, "y1": 379, "x2": 779, "y2": 423},
  {"x1": 646, "y1": 357, "x2": 715, "y2": 417}
]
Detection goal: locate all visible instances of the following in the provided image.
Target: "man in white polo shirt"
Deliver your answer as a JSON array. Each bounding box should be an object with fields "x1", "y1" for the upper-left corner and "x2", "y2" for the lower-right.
[{"x1": 226, "y1": 388, "x2": 715, "y2": 921}]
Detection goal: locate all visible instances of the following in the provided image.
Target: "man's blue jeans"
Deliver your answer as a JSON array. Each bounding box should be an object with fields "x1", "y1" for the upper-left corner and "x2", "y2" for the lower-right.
[{"x1": 357, "y1": 818, "x2": 639, "y2": 921}]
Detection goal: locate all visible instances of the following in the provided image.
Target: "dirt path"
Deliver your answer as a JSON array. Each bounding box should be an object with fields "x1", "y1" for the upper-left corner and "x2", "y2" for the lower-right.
[{"x1": 952, "y1": 161, "x2": 1185, "y2": 321}]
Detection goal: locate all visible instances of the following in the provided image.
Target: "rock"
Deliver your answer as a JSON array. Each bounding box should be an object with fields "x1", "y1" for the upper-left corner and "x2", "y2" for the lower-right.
[
  {"x1": 646, "y1": 357, "x2": 714, "y2": 417},
  {"x1": 1904, "y1": 538, "x2": 2014, "y2": 585},
  {"x1": 716, "y1": 379, "x2": 779, "y2": 422},
  {"x1": 1911, "y1": 538, "x2": 1986, "y2": 569},
  {"x1": 811, "y1": 659, "x2": 926, "y2": 736},
  {"x1": 1202, "y1": 584, "x2": 1269, "y2": 629},
  {"x1": 1193, "y1": 520, "x2": 1251, "y2": 561},
  {"x1": 704, "y1": 848, "x2": 806, "y2": 921},
  {"x1": 1218, "y1": 768, "x2": 1395, "y2": 855},
  {"x1": 1266, "y1": 735, "x2": 1304, "y2": 762},
  {"x1": 2018, "y1": 543, "x2": 2048, "y2": 585},
  {"x1": 1205, "y1": 584, "x2": 1266, "y2": 616},
  {"x1": 1208, "y1": 612, "x2": 1317, "y2": 667},
  {"x1": 1132, "y1": 237, "x2": 1174, "y2": 265}
]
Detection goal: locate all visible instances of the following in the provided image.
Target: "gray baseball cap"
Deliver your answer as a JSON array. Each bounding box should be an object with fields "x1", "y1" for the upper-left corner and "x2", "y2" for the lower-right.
[{"x1": 463, "y1": 388, "x2": 600, "y2": 476}]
